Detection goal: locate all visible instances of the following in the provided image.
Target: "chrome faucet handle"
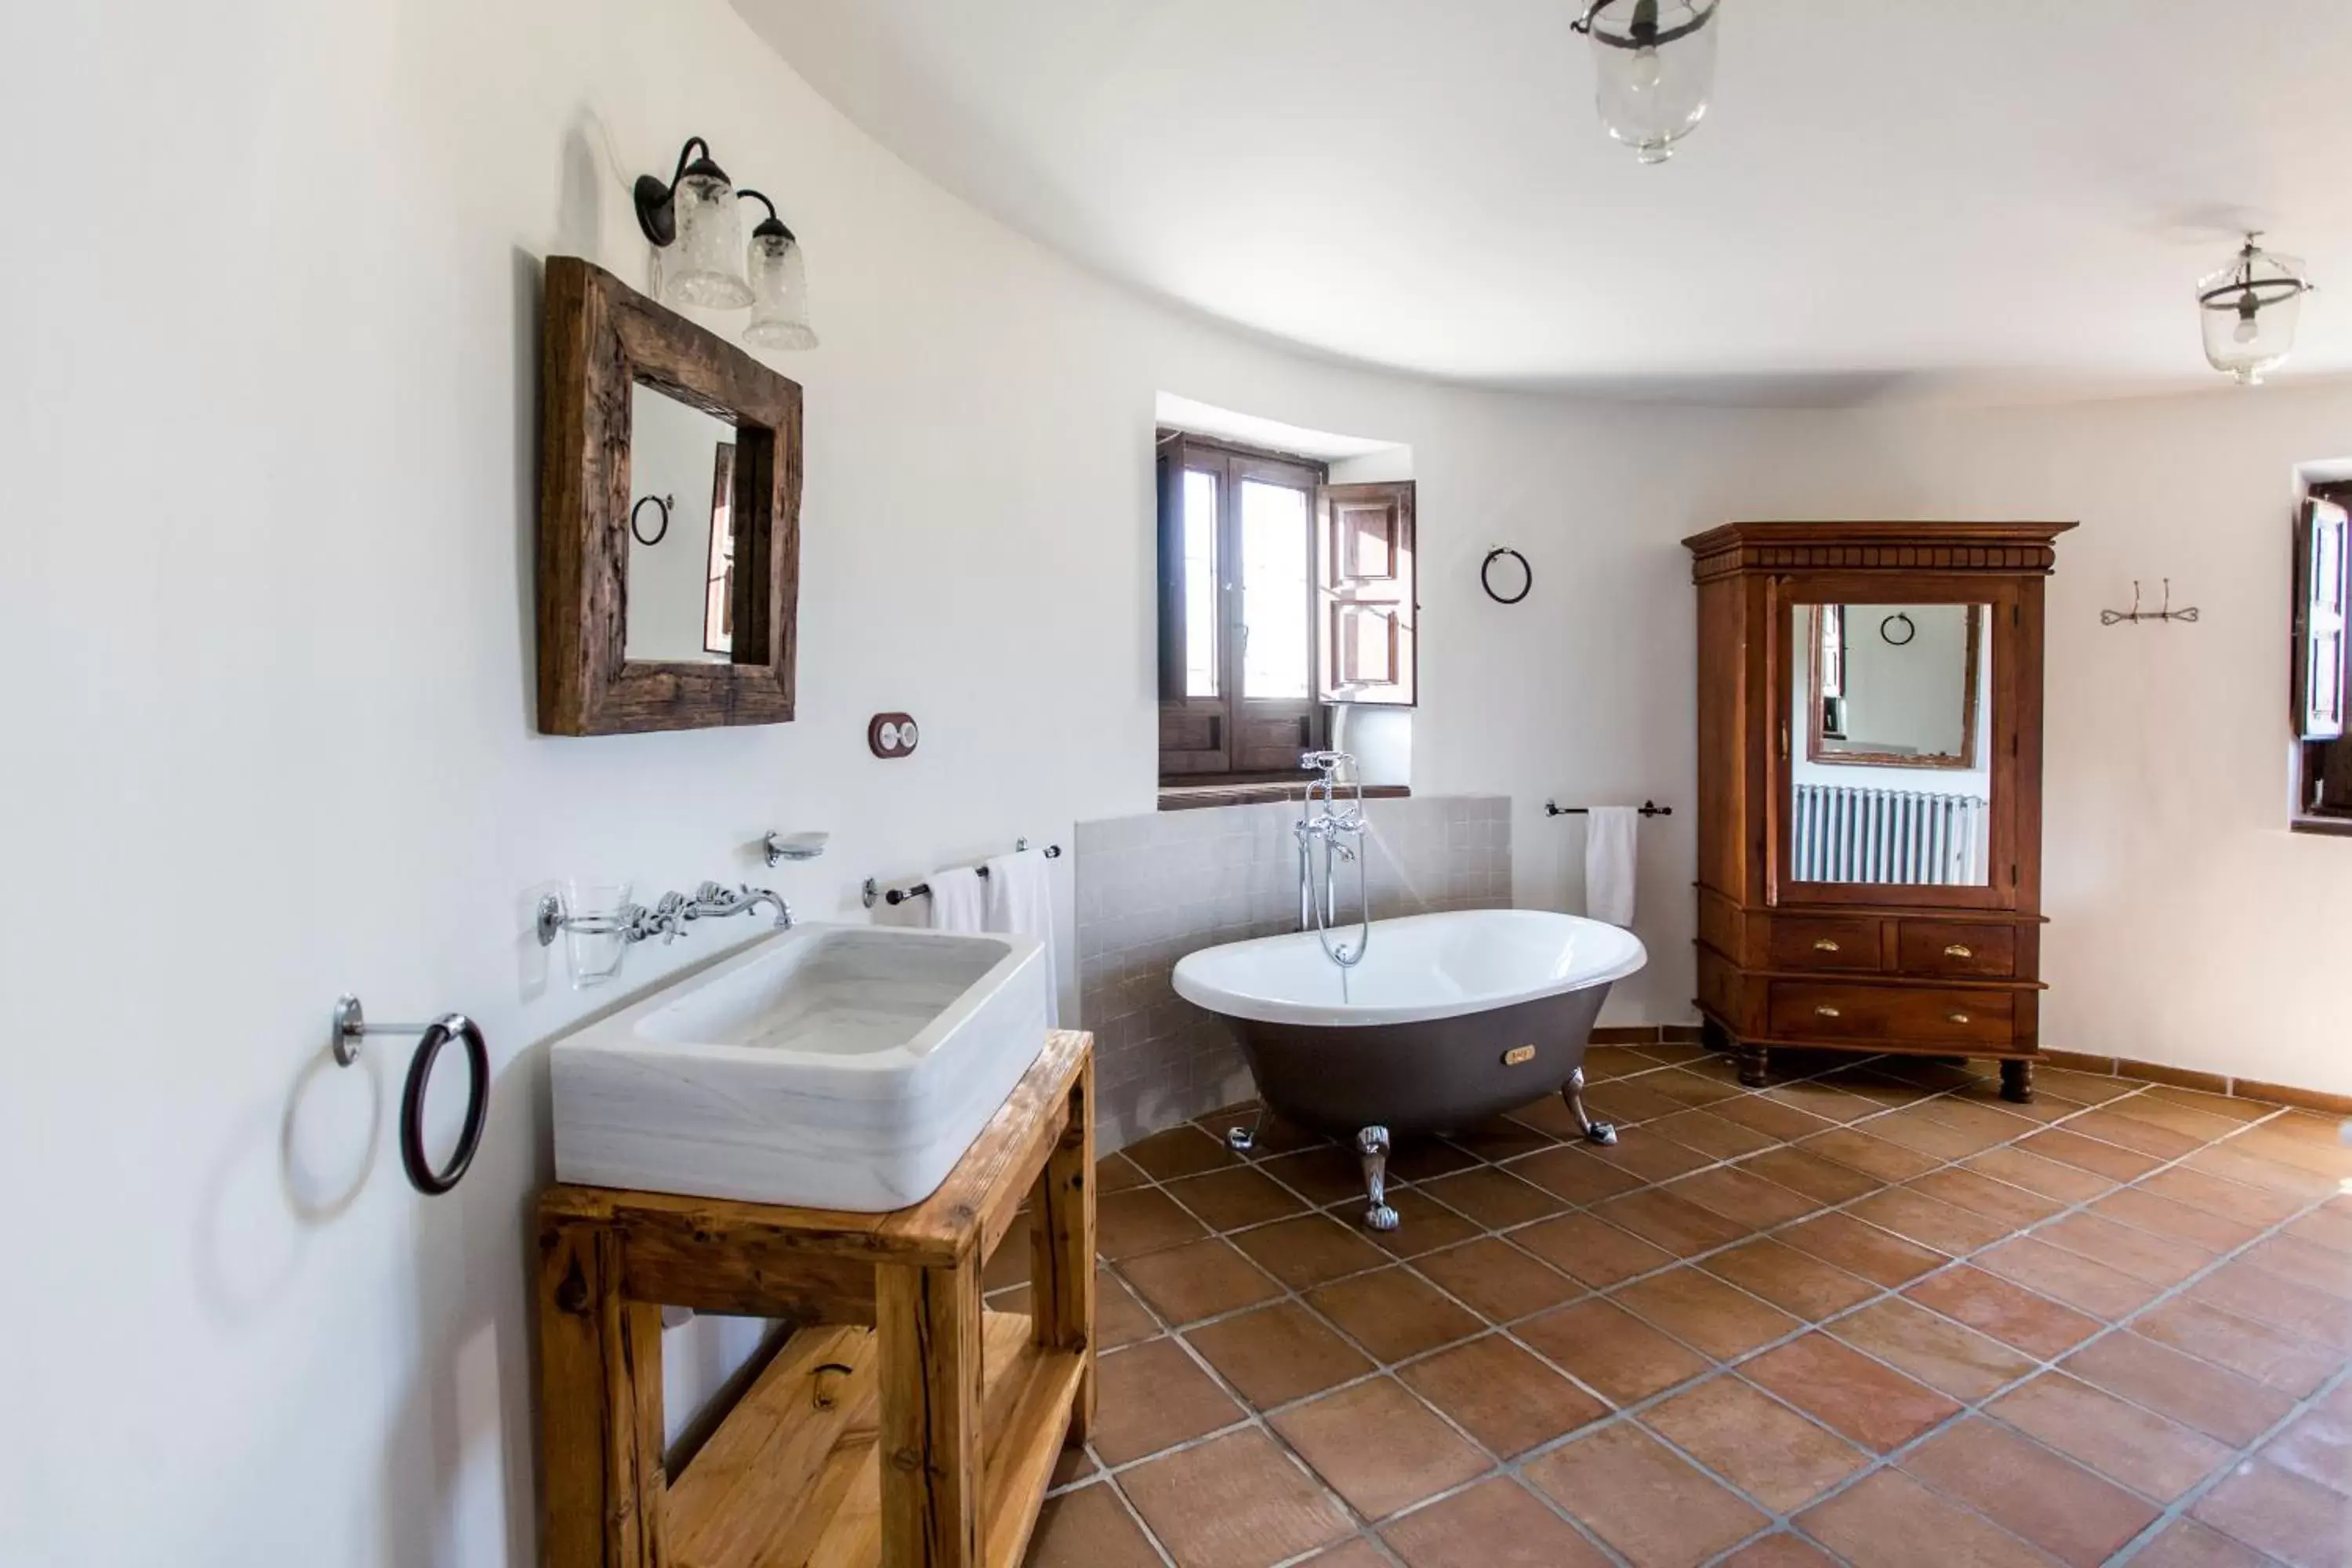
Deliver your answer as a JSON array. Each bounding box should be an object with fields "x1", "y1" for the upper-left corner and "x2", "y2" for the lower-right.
[{"x1": 739, "y1": 885, "x2": 793, "y2": 928}]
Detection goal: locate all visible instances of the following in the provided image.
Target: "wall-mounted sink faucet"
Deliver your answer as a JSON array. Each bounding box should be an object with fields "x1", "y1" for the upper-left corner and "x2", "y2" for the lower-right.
[{"x1": 537, "y1": 880, "x2": 794, "y2": 951}]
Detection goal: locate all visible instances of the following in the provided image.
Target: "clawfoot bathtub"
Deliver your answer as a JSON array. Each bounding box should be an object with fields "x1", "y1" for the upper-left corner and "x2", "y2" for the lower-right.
[{"x1": 1171, "y1": 909, "x2": 1648, "y2": 1229}]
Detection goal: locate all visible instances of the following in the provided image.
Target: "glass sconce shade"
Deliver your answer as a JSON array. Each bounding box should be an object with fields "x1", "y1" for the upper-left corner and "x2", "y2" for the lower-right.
[
  {"x1": 665, "y1": 165, "x2": 754, "y2": 310},
  {"x1": 1575, "y1": 0, "x2": 1721, "y2": 164},
  {"x1": 745, "y1": 225, "x2": 819, "y2": 350},
  {"x1": 2198, "y1": 234, "x2": 2312, "y2": 386}
]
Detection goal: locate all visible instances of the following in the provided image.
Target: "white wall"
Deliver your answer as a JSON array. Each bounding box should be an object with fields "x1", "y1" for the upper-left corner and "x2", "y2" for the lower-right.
[
  {"x1": 1791, "y1": 390, "x2": 2352, "y2": 1095},
  {"x1": 0, "y1": 4, "x2": 1768, "y2": 1561},
  {"x1": 3, "y1": 2, "x2": 2347, "y2": 1563}
]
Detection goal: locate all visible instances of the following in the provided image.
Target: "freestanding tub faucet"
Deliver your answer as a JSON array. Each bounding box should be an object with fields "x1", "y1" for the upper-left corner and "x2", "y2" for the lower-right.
[{"x1": 1296, "y1": 750, "x2": 1370, "y2": 967}]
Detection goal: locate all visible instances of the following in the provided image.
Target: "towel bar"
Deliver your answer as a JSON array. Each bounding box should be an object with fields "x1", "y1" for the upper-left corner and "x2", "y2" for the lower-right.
[
  {"x1": 862, "y1": 840, "x2": 1061, "y2": 909},
  {"x1": 1546, "y1": 800, "x2": 1672, "y2": 818}
]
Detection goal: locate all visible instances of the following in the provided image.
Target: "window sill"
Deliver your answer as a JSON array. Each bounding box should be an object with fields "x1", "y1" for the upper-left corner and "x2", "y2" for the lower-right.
[
  {"x1": 1159, "y1": 782, "x2": 1411, "y2": 812},
  {"x1": 2291, "y1": 815, "x2": 2352, "y2": 838}
]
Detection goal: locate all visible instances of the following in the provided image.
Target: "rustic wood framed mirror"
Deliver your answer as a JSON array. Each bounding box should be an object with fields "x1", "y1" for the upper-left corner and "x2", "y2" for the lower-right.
[{"x1": 536, "y1": 256, "x2": 802, "y2": 735}]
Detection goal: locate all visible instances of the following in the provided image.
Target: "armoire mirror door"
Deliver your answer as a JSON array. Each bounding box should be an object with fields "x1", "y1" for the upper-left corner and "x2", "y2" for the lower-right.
[{"x1": 1773, "y1": 576, "x2": 2025, "y2": 911}]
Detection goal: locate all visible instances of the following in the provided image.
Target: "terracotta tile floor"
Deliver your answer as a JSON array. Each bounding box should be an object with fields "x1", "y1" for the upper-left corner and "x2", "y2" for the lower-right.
[{"x1": 1017, "y1": 1047, "x2": 2352, "y2": 1568}]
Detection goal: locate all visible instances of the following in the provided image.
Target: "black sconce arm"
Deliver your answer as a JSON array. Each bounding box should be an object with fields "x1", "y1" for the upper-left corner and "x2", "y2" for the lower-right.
[{"x1": 634, "y1": 136, "x2": 725, "y2": 249}]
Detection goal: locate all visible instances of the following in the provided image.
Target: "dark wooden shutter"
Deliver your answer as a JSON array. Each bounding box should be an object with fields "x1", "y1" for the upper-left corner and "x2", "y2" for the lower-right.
[
  {"x1": 1317, "y1": 481, "x2": 1417, "y2": 706},
  {"x1": 2296, "y1": 497, "x2": 2348, "y2": 742},
  {"x1": 1157, "y1": 434, "x2": 1229, "y2": 775}
]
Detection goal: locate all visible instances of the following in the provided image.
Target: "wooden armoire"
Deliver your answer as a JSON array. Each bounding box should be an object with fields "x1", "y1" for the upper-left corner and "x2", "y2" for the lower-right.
[{"x1": 1685, "y1": 521, "x2": 2074, "y2": 1102}]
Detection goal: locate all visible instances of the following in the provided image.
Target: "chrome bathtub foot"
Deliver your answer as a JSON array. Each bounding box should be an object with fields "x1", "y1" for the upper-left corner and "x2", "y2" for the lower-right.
[
  {"x1": 1226, "y1": 1106, "x2": 1265, "y2": 1154},
  {"x1": 1563, "y1": 1066, "x2": 1618, "y2": 1147},
  {"x1": 1357, "y1": 1126, "x2": 1399, "y2": 1232}
]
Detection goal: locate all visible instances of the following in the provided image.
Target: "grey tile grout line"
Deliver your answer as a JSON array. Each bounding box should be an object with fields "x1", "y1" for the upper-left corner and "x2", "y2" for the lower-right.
[
  {"x1": 2103, "y1": 1361, "x2": 2349, "y2": 1566},
  {"x1": 1059, "y1": 1051, "x2": 2287, "y2": 1564},
  {"x1": 1029, "y1": 1047, "x2": 1776, "y2": 1565},
  {"x1": 1058, "y1": 1047, "x2": 2003, "y2": 1566},
  {"x1": 1385, "y1": 1066, "x2": 2322, "y2": 1563},
  {"x1": 1040, "y1": 1049, "x2": 2335, "y2": 1566}
]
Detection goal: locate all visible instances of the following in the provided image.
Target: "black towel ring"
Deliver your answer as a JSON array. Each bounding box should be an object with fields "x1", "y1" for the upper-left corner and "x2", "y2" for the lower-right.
[
  {"x1": 630, "y1": 493, "x2": 674, "y2": 546},
  {"x1": 1482, "y1": 547, "x2": 1532, "y2": 604},
  {"x1": 1880, "y1": 612, "x2": 1916, "y2": 647},
  {"x1": 397, "y1": 1014, "x2": 491, "y2": 1196}
]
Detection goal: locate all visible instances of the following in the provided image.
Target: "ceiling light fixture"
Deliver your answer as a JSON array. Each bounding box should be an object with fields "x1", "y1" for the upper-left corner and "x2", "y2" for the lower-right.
[
  {"x1": 634, "y1": 137, "x2": 818, "y2": 350},
  {"x1": 1570, "y1": 0, "x2": 1722, "y2": 165},
  {"x1": 2197, "y1": 232, "x2": 2313, "y2": 386}
]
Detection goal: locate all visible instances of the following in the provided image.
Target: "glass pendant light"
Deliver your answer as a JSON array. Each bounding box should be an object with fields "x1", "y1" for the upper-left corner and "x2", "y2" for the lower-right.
[
  {"x1": 1571, "y1": 0, "x2": 1722, "y2": 165},
  {"x1": 741, "y1": 192, "x2": 819, "y2": 351},
  {"x1": 633, "y1": 138, "x2": 753, "y2": 310},
  {"x1": 2198, "y1": 233, "x2": 2313, "y2": 386}
]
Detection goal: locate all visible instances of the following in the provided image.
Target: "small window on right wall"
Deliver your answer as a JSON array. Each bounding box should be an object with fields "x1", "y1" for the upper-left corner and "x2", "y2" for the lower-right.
[{"x1": 2294, "y1": 486, "x2": 2352, "y2": 833}]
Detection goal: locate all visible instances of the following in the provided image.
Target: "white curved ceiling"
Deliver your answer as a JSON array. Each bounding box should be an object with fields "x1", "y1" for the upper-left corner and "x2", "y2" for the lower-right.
[{"x1": 735, "y1": 0, "x2": 2352, "y2": 403}]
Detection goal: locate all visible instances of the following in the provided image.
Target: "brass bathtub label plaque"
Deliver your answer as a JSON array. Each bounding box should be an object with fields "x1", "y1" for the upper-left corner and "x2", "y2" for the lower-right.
[{"x1": 1503, "y1": 1044, "x2": 1537, "y2": 1066}]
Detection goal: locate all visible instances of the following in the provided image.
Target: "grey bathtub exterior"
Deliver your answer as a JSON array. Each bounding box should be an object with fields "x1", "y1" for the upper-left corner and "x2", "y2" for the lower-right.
[{"x1": 1225, "y1": 982, "x2": 1613, "y2": 1140}]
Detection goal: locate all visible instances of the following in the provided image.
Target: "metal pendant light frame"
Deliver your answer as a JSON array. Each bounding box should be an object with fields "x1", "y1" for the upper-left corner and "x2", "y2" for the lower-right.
[
  {"x1": 2197, "y1": 232, "x2": 2313, "y2": 330},
  {"x1": 1571, "y1": 0, "x2": 1720, "y2": 53}
]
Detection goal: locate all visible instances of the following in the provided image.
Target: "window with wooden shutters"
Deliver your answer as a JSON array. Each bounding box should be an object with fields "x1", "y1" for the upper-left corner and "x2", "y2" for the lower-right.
[
  {"x1": 1317, "y1": 481, "x2": 1417, "y2": 706},
  {"x1": 1156, "y1": 434, "x2": 1330, "y2": 782},
  {"x1": 2293, "y1": 488, "x2": 2352, "y2": 833}
]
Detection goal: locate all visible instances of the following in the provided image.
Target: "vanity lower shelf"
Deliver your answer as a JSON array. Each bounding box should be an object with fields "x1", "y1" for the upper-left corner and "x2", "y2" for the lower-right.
[{"x1": 668, "y1": 1311, "x2": 1086, "y2": 1568}]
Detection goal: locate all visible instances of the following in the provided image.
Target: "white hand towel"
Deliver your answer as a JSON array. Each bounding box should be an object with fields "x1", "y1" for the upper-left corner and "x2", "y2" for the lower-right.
[
  {"x1": 925, "y1": 866, "x2": 987, "y2": 934},
  {"x1": 1585, "y1": 807, "x2": 1639, "y2": 927},
  {"x1": 982, "y1": 852, "x2": 1060, "y2": 1028}
]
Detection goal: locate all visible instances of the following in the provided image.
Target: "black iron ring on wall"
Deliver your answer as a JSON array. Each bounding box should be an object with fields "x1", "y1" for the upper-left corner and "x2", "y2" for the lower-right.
[
  {"x1": 331, "y1": 995, "x2": 492, "y2": 1196},
  {"x1": 1482, "y1": 547, "x2": 1532, "y2": 604},
  {"x1": 397, "y1": 1014, "x2": 490, "y2": 1196},
  {"x1": 630, "y1": 492, "x2": 673, "y2": 546}
]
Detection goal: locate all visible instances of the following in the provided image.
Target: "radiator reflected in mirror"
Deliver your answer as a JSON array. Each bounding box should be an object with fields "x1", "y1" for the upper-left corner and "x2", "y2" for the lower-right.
[{"x1": 1790, "y1": 602, "x2": 1991, "y2": 887}]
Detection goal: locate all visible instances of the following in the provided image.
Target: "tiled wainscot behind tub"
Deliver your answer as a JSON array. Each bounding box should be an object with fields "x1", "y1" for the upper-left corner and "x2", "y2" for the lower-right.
[{"x1": 1076, "y1": 794, "x2": 1513, "y2": 1150}]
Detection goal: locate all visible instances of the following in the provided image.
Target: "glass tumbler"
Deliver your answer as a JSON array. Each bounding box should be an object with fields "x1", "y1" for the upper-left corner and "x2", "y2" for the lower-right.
[{"x1": 563, "y1": 878, "x2": 633, "y2": 989}]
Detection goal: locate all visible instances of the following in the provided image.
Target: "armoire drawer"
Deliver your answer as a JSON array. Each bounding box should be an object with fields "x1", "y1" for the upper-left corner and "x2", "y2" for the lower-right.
[
  {"x1": 1896, "y1": 921, "x2": 2017, "y2": 979},
  {"x1": 1767, "y1": 916, "x2": 1883, "y2": 973},
  {"x1": 1767, "y1": 981, "x2": 2016, "y2": 1048}
]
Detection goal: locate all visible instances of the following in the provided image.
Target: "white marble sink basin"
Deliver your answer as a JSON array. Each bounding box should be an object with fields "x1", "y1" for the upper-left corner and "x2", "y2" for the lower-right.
[{"x1": 551, "y1": 924, "x2": 1049, "y2": 1210}]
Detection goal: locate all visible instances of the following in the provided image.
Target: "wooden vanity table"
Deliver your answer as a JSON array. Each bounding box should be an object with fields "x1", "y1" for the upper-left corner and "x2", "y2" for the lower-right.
[{"x1": 535, "y1": 1030, "x2": 1096, "y2": 1568}]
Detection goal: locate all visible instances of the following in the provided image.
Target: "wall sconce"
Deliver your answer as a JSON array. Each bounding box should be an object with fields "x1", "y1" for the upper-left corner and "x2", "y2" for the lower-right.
[
  {"x1": 2197, "y1": 232, "x2": 2312, "y2": 386},
  {"x1": 634, "y1": 137, "x2": 819, "y2": 349}
]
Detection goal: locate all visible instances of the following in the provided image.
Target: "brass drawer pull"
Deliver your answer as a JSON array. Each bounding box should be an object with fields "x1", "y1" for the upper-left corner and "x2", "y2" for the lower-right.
[
  {"x1": 1815, "y1": 1005, "x2": 1843, "y2": 1018},
  {"x1": 1948, "y1": 1011, "x2": 1972, "y2": 1025},
  {"x1": 1813, "y1": 938, "x2": 1842, "y2": 953},
  {"x1": 1944, "y1": 943, "x2": 1974, "y2": 959}
]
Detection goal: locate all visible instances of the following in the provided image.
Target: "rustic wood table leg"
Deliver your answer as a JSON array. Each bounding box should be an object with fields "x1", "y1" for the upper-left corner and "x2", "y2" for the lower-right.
[
  {"x1": 878, "y1": 1254, "x2": 984, "y2": 1566},
  {"x1": 1030, "y1": 1050, "x2": 1098, "y2": 1443},
  {"x1": 535, "y1": 1216, "x2": 667, "y2": 1568}
]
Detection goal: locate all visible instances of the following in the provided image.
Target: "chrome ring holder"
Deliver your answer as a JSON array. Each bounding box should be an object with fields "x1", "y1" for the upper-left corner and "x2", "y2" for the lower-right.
[{"x1": 332, "y1": 993, "x2": 491, "y2": 1196}]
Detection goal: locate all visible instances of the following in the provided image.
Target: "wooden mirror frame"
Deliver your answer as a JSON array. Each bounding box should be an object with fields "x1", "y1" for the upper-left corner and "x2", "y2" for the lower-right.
[
  {"x1": 1803, "y1": 602, "x2": 1984, "y2": 770},
  {"x1": 537, "y1": 256, "x2": 802, "y2": 735}
]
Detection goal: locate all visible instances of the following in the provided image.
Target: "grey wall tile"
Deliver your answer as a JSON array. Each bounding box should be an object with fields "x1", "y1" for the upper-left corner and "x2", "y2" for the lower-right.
[{"x1": 1072, "y1": 794, "x2": 1514, "y2": 1151}]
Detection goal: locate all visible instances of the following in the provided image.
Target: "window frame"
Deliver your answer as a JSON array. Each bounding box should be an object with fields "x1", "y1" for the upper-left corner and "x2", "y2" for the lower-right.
[
  {"x1": 1156, "y1": 431, "x2": 1330, "y2": 786},
  {"x1": 2294, "y1": 485, "x2": 2352, "y2": 837}
]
